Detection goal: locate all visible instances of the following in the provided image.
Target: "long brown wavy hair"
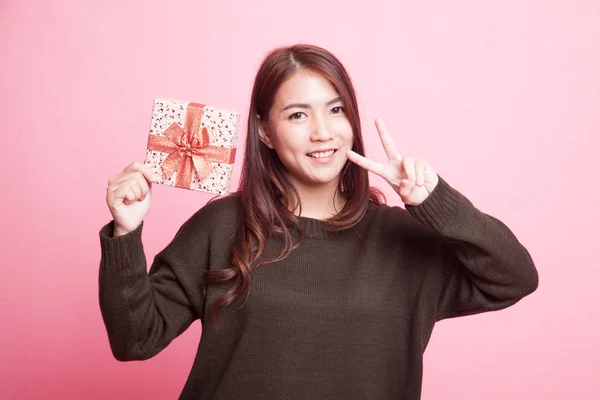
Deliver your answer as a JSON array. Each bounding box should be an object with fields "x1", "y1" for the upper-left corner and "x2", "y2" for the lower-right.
[{"x1": 205, "y1": 44, "x2": 384, "y2": 324}]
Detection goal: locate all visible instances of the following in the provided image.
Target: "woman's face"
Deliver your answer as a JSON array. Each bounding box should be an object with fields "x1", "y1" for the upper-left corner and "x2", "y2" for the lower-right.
[{"x1": 259, "y1": 70, "x2": 354, "y2": 191}]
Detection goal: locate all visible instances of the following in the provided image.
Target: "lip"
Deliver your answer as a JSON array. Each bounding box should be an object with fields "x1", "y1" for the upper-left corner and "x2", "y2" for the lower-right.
[{"x1": 306, "y1": 148, "x2": 338, "y2": 164}]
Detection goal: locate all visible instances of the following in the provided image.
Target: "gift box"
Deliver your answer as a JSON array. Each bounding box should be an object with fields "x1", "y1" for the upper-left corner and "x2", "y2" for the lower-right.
[{"x1": 144, "y1": 97, "x2": 240, "y2": 195}]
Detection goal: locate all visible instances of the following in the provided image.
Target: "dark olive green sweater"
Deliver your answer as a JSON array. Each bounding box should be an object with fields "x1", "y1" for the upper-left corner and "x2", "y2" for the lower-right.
[{"x1": 99, "y1": 177, "x2": 538, "y2": 399}]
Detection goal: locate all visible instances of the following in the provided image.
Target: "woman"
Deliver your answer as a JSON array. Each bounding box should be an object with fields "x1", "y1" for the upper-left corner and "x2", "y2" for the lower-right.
[{"x1": 100, "y1": 44, "x2": 538, "y2": 399}]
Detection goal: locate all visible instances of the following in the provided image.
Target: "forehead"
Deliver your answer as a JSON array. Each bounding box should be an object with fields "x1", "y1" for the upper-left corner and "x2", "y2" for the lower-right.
[{"x1": 274, "y1": 70, "x2": 339, "y2": 105}]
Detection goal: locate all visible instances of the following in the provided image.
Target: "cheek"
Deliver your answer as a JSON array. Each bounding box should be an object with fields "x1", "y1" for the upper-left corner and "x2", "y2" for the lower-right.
[
  {"x1": 335, "y1": 118, "x2": 354, "y2": 141},
  {"x1": 270, "y1": 137, "x2": 300, "y2": 163},
  {"x1": 273, "y1": 125, "x2": 307, "y2": 152},
  {"x1": 267, "y1": 122, "x2": 288, "y2": 150}
]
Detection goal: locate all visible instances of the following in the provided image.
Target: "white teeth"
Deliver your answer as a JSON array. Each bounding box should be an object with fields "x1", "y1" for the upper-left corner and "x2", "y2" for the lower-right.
[{"x1": 308, "y1": 150, "x2": 335, "y2": 158}]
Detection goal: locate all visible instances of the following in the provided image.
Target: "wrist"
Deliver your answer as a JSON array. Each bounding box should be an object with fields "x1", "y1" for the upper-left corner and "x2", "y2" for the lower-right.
[{"x1": 113, "y1": 222, "x2": 136, "y2": 237}]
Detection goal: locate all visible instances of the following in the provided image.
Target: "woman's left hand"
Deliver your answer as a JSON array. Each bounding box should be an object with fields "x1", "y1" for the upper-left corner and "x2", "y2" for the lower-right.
[{"x1": 346, "y1": 118, "x2": 439, "y2": 207}]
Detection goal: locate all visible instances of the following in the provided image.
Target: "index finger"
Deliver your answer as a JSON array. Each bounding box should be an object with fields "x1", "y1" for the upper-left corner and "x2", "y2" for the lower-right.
[
  {"x1": 127, "y1": 161, "x2": 159, "y2": 183},
  {"x1": 375, "y1": 118, "x2": 401, "y2": 160},
  {"x1": 346, "y1": 150, "x2": 386, "y2": 176}
]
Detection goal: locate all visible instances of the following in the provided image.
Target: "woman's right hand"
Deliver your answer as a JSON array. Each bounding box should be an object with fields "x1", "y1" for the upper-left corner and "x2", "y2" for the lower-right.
[{"x1": 106, "y1": 162, "x2": 158, "y2": 237}]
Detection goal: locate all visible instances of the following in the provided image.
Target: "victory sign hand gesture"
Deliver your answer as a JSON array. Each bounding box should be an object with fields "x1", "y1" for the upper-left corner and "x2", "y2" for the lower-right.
[{"x1": 347, "y1": 118, "x2": 439, "y2": 207}]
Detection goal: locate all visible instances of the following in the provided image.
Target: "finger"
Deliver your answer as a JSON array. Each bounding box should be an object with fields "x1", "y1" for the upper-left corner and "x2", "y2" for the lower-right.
[
  {"x1": 346, "y1": 150, "x2": 386, "y2": 176},
  {"x1": 402, "y1": 157, "x2": 416, "y2": 188},
  {"x1": 128, "y1": 179, "x2": 142, "y2": 200},
  {"x1": 135, "y1": 172, "x2": 150, "y2": 201},
  {"x1": 375, "y1": 118, "x2": 400, "y2": 160},
  {"x1": 399, "y1": 179, "x2": 412, "y2": 197},
  {"x1": 110, "y1": 185, "x2": 132, "y2": 208},
  {"x1": 414, "y1": 158, "x2": 425, "y2": 187},
  {"x1": 111, "y1": 178, "x2": 141, "y2": 202},
  {"x1": 123, "y1": 187, "x2": 137, "y2": 206},
  {"x1": 127, "y1": 161, "x2": 159, "y2": 183}
]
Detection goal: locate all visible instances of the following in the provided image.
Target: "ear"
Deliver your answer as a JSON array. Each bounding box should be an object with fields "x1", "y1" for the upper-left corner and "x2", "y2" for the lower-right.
[{"x1": 257, "y1": 115, "x2": 274, "y2": 149}]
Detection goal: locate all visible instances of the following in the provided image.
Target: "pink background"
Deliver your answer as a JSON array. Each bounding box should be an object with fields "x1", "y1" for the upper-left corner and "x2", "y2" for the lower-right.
[{"x1": 1, "y1": 0, "x2": 598, "y2": 398}]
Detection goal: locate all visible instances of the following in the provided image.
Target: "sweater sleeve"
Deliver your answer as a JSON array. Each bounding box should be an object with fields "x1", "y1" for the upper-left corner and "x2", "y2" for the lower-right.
[
  {"x1": 406, "y1": 176, "x2": 539, "y2": 321},
  {"x1": 98, "y1": 211, "x2": 211, "y2": 361}
]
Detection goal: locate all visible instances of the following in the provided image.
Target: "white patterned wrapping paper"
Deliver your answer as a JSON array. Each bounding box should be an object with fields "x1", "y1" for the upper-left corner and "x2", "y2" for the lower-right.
[{"x1": 144, "y1": 97, "x2": 240, "y2": 195}]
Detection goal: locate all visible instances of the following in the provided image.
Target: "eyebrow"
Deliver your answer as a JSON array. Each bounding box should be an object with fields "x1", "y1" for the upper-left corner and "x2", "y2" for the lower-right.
[{"x1": 281, "y1": 96, "x2": 342, "y2": 112}]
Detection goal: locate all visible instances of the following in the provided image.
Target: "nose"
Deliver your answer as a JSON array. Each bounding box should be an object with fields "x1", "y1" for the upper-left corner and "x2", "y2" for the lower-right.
[{"x1": 310, "y1": 115, "x2": 334, "y2": 141}]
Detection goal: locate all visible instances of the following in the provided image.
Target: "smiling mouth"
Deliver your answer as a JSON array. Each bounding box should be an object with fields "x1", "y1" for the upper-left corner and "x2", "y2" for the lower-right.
[{"x1": 307, "y1": 150, "x2": 336, "y2": 158}]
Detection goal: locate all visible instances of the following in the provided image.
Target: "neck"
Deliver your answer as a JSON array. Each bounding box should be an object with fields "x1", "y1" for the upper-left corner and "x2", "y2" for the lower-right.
[{"x1": 288, "y1": 179, "x2": 345, "y2": 220}]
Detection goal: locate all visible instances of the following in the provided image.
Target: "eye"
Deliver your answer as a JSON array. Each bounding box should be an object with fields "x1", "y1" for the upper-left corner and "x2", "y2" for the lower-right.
[
  {"x1": 331, "y1": 106, "x2": 345, "y2": 114},
  {"x1": 288, "y1": 112, "x2": 306, "y2": 120}
]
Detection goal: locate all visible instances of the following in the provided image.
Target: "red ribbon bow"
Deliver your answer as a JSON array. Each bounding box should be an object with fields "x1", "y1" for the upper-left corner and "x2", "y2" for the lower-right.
[{"x1": 147, "y1": 102, "x2": 236, "y2": 189}]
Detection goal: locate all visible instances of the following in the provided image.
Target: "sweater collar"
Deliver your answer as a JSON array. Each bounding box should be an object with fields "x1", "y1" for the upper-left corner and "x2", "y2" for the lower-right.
[{"x1": 298, "y1": 202, "x2": 375, "y2": 240}]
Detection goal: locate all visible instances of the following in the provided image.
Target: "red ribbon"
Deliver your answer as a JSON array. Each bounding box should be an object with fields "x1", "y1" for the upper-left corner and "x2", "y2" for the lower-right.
[{"x1": 147, "y1": 102, "x2": 236, "y2": 188}]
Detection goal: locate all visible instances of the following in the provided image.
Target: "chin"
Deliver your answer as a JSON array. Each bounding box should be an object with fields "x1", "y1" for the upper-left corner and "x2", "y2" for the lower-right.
[
  {"x1": 289, "y1": 163, "x2": 345, "y2": 188},
  {"x1": 306, "y1": 173, "x2": 343, "y2": 187}
]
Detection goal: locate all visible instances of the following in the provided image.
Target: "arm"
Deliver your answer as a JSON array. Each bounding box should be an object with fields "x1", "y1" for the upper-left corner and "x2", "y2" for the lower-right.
[
  {"x1": 98, "y1": 213, "x2": 209, "y2": 361},
  {"x1": 406, "y1": 177, "x2": 539, "y2": 320},
  {"x1": 346, "y1": 118, "x2": 538, "y2": 320}
]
